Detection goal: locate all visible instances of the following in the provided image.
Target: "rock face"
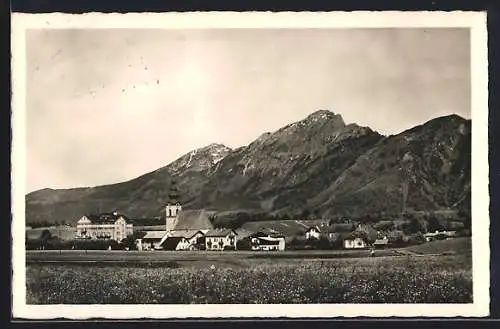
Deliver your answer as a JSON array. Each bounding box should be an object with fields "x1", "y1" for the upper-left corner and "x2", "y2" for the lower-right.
[{"x1": 25, "y1": 110, "x2": 471, "y2": 225}]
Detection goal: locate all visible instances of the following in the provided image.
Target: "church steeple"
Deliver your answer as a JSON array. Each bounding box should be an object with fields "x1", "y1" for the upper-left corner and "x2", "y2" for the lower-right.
[
  {"x1": 165, "y1": 178, "x2": 182, "y2": 231},
  {"x1": 168, "y1": 178, "x2": 180, "y2": 204}
]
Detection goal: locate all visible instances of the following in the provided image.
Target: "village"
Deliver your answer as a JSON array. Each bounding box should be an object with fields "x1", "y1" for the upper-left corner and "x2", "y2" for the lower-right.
[{"x1": 26, "y1": 186, "x2": 463, "y2": 253}]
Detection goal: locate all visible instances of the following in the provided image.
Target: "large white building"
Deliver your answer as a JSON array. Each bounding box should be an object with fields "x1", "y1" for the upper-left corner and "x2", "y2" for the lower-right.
[{"x1": 76, "y1": 212, "x2": 133, "y2": 242}]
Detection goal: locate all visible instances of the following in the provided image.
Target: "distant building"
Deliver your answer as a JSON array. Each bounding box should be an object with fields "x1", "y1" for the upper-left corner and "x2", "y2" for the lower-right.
[
  {"x1": 424, "y1": 230, "x2": 457, "y2": 242},
  {"x1": 327, "y1": 223, "x2": 356, "y2": 242},
  {"x1": 250, "y1": 232, "x2": 286, "y2": 251},
  {"x1": 304, "y1": 226, "x2": 322, "y2": 240},
  {"x1": 205, "y1": 229, "x2": 237, "y2": 251},
  {"x1": 137, "y1": 231, "x2": 166, "y2": 250},
  {"x1": 161, "y1": 229, "x2": 205, "y2": 251},
  {"x1": 343, "y1": 236, "x2": 369, "y2": 249},
  {"x1": 75, "y1": 212, "x2": 133, "y2": 242},
  {"x1": 373, "y1": 237, "x2": 389, "y2": 249}
]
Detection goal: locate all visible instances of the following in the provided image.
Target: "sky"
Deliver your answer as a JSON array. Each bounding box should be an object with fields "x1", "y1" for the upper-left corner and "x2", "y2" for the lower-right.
[{"x1": 25, "y1": 28, "x2": 471, "y2": 193}]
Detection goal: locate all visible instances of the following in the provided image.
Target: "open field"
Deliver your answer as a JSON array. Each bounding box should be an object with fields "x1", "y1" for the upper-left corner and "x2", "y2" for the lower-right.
[
  {"x1": 25, "y1": 237, "x2": 472, "y2": 264},
  {"x1": 26, "y1": 239, "x2": 472, "y2": 304},
  {"x1": 26, "y1": 248, "x2": 399, "y2": 264},
  {"x1": 406, "y1": 237, "x2": 471, "y2": 255}
]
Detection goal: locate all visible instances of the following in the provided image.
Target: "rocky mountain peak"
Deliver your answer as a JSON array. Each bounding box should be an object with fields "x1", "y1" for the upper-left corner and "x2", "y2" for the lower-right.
[
  {"x1": 306, "y1": 109, "x2": 339, "y2": 119},
  {"x1": 167, "y1": 143, "x2": 232, "y2": 174}
]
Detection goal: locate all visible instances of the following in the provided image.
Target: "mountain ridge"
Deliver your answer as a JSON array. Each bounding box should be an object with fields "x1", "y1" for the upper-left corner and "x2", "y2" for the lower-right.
[{"x1": 26, "y1": 110, "x2": 471, "y2": 226}]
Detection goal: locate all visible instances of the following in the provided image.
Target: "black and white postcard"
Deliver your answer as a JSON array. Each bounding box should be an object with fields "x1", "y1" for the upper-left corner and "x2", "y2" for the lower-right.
[{"x1": 11, "y1": 11, "x2": 489, "y2": 319}]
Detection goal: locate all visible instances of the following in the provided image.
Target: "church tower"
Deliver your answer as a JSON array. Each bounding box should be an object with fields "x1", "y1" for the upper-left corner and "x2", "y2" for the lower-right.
[{"x1": 165, "y1": 178, "x2": 182, "y2": 231}]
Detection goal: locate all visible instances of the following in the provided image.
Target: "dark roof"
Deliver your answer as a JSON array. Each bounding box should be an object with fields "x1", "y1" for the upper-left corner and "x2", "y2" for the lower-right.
[
  {"x1": 85, "y1": 212, "x2": 129, "y2": 224},
  {"x1": 345, "y1": 230, "x2": 370, "y2": 241},
  {"x1": 241, "y1": 219, "x2": 326, "y2": 237},
  {"x1": 306, "y1": 226, "x2": 322, "y2": 233},
  {"x1": 142, "y1": 231, "x2": 167, "y2": 240},
  {"x1": 168, "y1": 230, "x2": 203, "y2": 238},
  {"x1": 254, "y1": 236, "x2": 283, "y2": 245},
  {"x1": 235, "y1": 228, "x2": 255, "y2": 239},
  {"x1": 328, "y1": 232, "x2": 352, "y2": 241},
  {"x1": 173, "y1": 210, "x2": 214, "y2": 230},
  {"x1": 205, "y1": 229, "x2": 236, "y2": 237},
  {"x1": 161, "y1": 236, "x2": 184, "y2": 250},
  {"x1": 252, "y1": 230, "x2": 285, "y2": 238}
]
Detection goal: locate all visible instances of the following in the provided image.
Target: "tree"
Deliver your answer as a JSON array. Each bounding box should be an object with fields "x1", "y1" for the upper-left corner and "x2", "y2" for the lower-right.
[
  {"x1": 300, "y1": 209, "x2": 311, "y2": 219},
  {"x1": 427, "y1": 217, "x2": 444, "y2": 233},
  {"x1": 403, "y1": 216, "x2": 424, "y2": 234},
  {"x1": 236, "y1": 237, "x2": 252, "y2": 251},
  {"x1": 120, "y1": 232, "x2": 145, "y2": 250}
]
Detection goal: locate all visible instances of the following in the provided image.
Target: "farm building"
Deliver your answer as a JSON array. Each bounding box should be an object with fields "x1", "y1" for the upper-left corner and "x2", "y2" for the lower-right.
[
  {"x1": 424, "y1": 230, "x2": 457, "y2": 242},
  {"x1": 76, "y1": 212, "x2": 133, "y2": 242},
  {"x1": 373, "y1": 237, "x2": 389, "y2": 249},
  {"x1": 161, "y1": 230, "x2": 205, "y2": 250},
  {"x1": 327, "y1": 223, "x2": 356, "y2": 241},
  {"x1": 342, "y1": 223, "x2": 379, "y2": 249},
  {"x1": 250, "y1": 232, "x2": 286, "y2": 251},
  {"x1": 304, "y1": 222, "x2": 330, "y2": 240},
  {"x1": 343, "y1": 236, "x2": 369, "y2": 249},
  {"x1": 205, "y1": 229, "x2": 237, "y2": 251},
  {"x1": 305, "y1": 226, "x2": 322, "y2": 240},
  {"x1": 137, "y1": 231, "x2": 166, "y2": 251}
]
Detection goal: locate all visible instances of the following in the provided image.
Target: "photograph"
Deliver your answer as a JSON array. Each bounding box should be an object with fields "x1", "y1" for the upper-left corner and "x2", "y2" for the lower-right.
[{"x1": 11, "y1": 11, "x2": 489, "y2": 319}]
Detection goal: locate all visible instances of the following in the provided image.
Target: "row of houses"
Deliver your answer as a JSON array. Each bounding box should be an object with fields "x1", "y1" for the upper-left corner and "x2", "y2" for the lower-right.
[
  {"x1": 138, "y1": 227, "x2": 285, "y2": 251},
  {"x1": 73, "y1": 206, "x2": 286, "y2": 251},
  {"x1": 70, "y1": 198, "x2": 457, "y2": 251},
  {"x1": 302, "y1": 222, "x2": 457, "y2": 249}
]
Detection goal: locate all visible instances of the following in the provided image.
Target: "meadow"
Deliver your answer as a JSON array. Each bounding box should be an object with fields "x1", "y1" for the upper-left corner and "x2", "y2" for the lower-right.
[{"x1": 26, "y1": 251, "x2": 472, "y2": 304}]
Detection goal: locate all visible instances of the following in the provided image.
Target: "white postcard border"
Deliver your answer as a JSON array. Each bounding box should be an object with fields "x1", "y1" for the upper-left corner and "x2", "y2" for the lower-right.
[{"x1": 11, "y1": 11, "x2": 489, "y2": 319}]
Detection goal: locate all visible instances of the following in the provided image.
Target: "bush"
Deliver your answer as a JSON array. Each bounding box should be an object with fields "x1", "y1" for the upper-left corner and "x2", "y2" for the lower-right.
[
  {"x1": 223, "y1": 245, "x2": 236, "y2": 251},
  {"x1": 73, "y1": 239, "x2": 120, "y2": 250},
  {"x1": 236, "y1": 237, "x2": 252, "y2": 251},
  {"x1": 309, "y1": 236, "x2": 334, "y2": 250},
  {"x1": 288, "y1": 236, "x2": 308, "y2": 250}
]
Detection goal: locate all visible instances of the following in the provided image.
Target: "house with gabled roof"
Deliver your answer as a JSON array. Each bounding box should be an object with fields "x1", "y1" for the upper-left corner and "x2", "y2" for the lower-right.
[
  {"x1": 205, "y1": 229, "x2": 237, "y2": 251},
  {"x1": 343, "y1": 230, "x2": 370, "y2": 249},
  {"x1": 249, "y1": 231, "x2": 286, "y2": 251},
  {"x1": 304, "y1": 225, "x2": 322, "y2": 240},
  {"x1": 137, "y1": 230, "x2": 166, "y2": 250},
  {"x1": 373, "y1": 237, "x2": 389, "y2": 249},
  {"x1": 161, "y1": 229, "x2": 205, "y2": 251},
  {"x1": 342, "y1": 224, "x2": 380, "y2": 249}
]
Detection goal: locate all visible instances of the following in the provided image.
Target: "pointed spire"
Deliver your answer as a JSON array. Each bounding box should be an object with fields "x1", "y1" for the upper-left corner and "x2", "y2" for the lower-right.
[{"x1": 168, "y1": 178, "x2": 180, "y2": 204}]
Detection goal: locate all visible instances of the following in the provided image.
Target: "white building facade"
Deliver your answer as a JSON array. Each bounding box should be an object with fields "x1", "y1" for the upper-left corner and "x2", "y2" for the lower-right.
[{"x1": 76, "y1": 212, "x2": 133, "y2": 242}]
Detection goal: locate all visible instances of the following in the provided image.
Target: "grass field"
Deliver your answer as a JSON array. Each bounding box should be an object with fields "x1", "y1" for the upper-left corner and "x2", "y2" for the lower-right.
[{"x1": 26, "y1": 239, "x2": 472, "y2": 304}]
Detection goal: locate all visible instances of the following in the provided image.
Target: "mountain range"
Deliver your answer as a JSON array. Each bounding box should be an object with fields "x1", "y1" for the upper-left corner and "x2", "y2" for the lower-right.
[{"x1": 26, "y1": 110, "x2": 471, "y2": 226}]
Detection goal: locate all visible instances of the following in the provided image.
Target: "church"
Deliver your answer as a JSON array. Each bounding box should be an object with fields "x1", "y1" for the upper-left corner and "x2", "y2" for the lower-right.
[{"x1": 136, "y1": 180, "x2": 215, "y2": 251}]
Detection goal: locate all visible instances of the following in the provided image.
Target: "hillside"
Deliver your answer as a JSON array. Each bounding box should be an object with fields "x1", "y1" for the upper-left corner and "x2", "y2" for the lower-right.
[{"x1": 26, "y1": 110, "x2": 471, "y2": 226}]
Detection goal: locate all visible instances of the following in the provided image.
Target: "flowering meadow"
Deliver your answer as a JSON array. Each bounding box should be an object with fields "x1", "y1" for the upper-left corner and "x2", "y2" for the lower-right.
[{"x1": 26, "y1": 254, "x2": 472, "y2": 304}]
